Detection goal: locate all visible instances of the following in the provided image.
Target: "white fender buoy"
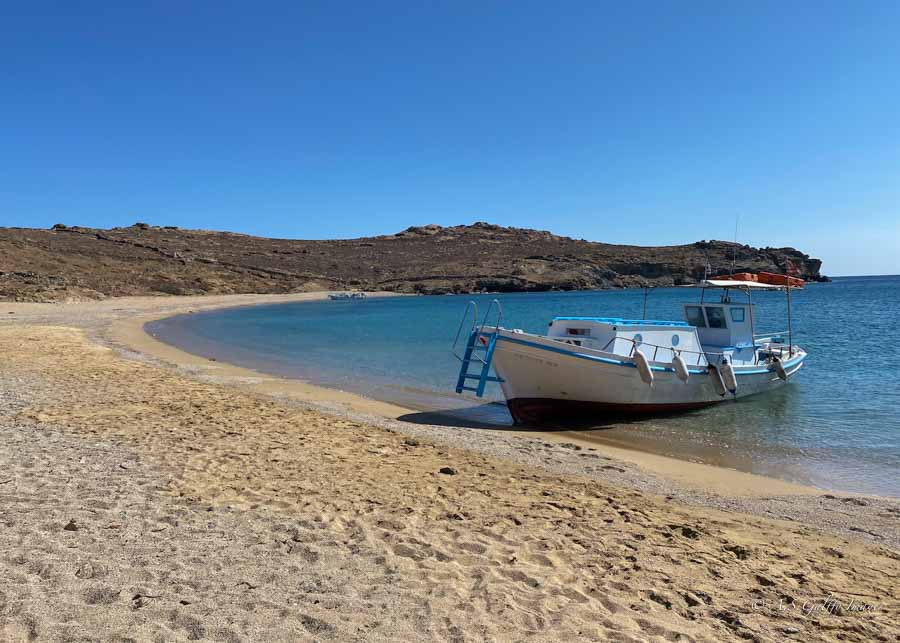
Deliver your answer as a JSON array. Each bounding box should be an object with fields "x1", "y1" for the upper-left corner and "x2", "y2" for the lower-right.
[
  {"x1": 708, "y1": 364, "x2": 727, "y2": 396},
  {"x1": 672, "y1": 353, "x2": 690, "y2": 383},
  {"x1": 719, "y1": 357, "x2": 737, "y2": 395},
  {"x1": 633, "y1": 349, "x2": 654, "y2": 387},
  {"x1": 773, "y1": 356, "x2": 788, "y2": 381}
]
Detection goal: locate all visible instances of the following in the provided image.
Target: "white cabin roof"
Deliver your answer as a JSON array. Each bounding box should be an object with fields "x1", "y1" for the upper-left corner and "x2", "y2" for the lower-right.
[{"x1": 684, "y1": 279, "x2": 793, "y2": 290}]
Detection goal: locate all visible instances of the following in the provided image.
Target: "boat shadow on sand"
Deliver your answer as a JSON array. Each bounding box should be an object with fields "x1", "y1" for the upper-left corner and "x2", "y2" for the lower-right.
[
  {"x1": 395, "y1": 401, "x2": 709, "y2": 432},
  {"x1": 396, "y1": 387, "x2": 798, "y2": 434}
]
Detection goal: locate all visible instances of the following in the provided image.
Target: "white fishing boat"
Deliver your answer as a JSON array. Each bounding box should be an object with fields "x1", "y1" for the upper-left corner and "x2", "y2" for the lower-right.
[
  {"x1": 328, "y1": 291, "x2": 368, "y2": 300},
  {"x1": 452, "y1": 276, "x2": 806, "y2": 425}
]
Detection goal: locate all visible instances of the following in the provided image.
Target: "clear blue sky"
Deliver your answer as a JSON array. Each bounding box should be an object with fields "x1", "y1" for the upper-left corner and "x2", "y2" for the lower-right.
[{"x1": 3, "y1": 2, "x2": 898, "y2": 276}]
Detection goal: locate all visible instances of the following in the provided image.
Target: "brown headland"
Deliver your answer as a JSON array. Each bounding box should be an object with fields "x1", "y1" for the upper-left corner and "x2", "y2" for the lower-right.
[{"x1": 0, "y1": 222, "x2": 825, "y2": 301}]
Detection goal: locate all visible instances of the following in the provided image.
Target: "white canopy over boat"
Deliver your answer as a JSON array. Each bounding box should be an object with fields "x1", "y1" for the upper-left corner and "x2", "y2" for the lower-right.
[{"x1": 686, "y1": 279, "x2": 794, "y2": 290}]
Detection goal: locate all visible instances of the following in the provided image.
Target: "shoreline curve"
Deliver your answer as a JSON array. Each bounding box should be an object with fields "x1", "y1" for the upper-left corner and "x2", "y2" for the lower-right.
[{"x1": 109, "y1": 293, "x2": 822, "y2": 499}]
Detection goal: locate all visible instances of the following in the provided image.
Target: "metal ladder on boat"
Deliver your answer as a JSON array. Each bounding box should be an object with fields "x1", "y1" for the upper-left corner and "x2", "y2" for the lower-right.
[{"x1": 452, "y1": 299, "x2": 504, "y2": 397}]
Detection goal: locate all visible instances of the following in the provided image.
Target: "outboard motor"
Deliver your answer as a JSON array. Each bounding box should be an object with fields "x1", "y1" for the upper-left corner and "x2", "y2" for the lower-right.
[{"x1": 773, "y1": 356, "x2": 788, "y2": 381}]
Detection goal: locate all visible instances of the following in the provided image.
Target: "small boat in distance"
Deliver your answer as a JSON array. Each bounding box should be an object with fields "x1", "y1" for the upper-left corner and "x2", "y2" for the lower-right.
[
  {"x1": 452, "y1": 276, "x2": 805, "y2": 425},
  {"x1": 328, "y1": 291, "x2": 368, "y2": 300}
]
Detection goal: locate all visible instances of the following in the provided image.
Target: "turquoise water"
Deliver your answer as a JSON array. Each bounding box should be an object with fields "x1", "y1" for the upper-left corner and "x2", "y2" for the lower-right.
[{"x1": 149, "y1": 276, "x2": 900, "y2": 496}]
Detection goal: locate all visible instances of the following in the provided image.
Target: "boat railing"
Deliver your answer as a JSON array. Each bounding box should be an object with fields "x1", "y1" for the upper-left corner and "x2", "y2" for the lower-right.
[
  {"x1": 480, "y1": 298, "x2": 503, "y2": 335},
  {"x1": 754, "y1": 330, "x2": 788, "y2": 341},
  {"x1": 451, "y1": 299, "x2": 503, "y2": 363},
  {"x1": 452, "y1": 300, "x2": 479, "y2": 361},
  {"x1": 610, "y1": 336, "x2": 795, "y2": 367},
  {"x1": 598, "y1": 336, "x2": 726, "y2": 367}
]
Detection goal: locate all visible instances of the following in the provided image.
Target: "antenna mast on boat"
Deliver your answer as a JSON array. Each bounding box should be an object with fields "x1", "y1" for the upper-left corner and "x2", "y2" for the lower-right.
[{"x1": 731, "y1": 214, "x2": 740, "y2": 274}]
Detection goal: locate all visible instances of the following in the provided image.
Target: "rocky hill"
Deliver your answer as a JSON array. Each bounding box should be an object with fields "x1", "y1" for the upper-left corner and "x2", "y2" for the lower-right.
[{"x1": 0, "y1": 222, "x2": 826, "y2": 301}]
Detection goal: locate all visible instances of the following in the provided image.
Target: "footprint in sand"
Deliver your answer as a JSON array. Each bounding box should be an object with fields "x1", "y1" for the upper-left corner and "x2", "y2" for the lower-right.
[
  {"x1": 523, "y1": 553, "x2": 556, "y2": 568},
  {"x1": 393, "y1": 543, "x2": 428, "y2": 560},
  {"x1": 82, "y1": 586, "x2": 121, "y2": 605},
  {"x1": 500, "y1": 568, "x2": 541, "y2": 588},
  {"x1": 454, "y1": 541, "x2": 487, "y2": 555}
]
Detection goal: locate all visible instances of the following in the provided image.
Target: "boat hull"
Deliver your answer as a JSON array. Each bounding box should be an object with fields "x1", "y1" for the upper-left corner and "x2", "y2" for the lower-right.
[
  {"x1": 506, "y1": 398, "x2": 717, "y2": 425},
  {"x1": 489, "y1": 331, "x2": 805, "y2": 425}
]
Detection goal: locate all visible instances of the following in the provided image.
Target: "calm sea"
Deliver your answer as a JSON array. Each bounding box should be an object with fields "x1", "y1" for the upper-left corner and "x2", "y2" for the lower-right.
[{"x1": 148, "y1": 276, "x2": 900, "y2": 497}]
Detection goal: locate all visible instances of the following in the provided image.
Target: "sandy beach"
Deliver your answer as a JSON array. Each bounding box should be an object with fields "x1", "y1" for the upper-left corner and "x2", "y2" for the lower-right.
[{"x1": 0, "y1": 293, "x2": 898, "y2": 641}]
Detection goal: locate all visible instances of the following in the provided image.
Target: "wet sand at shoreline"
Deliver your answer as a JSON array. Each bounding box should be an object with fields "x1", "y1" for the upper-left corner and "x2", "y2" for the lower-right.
[{"x1": 0, "y1": 293, "x2": 898, "y2": 640}]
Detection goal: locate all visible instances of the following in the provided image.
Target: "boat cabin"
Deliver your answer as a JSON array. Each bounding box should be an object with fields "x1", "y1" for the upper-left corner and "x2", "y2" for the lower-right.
[
  {"x1": 682, "y1": 301, "x2": 754, "y2": 349},
  {"x1": 680, "y1": 276, "x2": 802, "y2": 365}
]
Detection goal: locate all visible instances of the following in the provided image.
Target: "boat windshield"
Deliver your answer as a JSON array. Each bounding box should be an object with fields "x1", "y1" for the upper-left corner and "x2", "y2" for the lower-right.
[
  {"x1": 684, "y1": 305, "x2": 706, "y2": 327},
  {"x1": 705, "y1": 307, "x2": 727, "y2": 329}
]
